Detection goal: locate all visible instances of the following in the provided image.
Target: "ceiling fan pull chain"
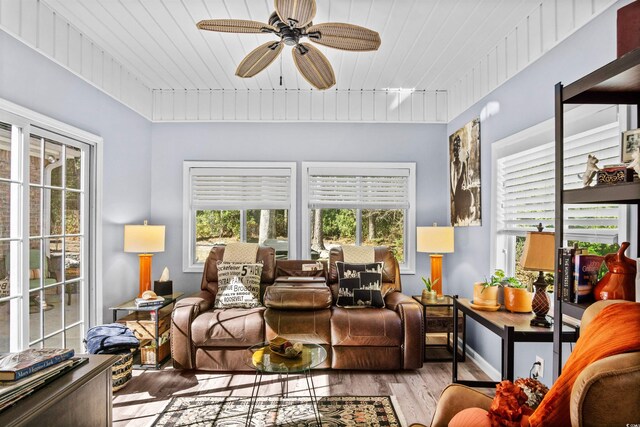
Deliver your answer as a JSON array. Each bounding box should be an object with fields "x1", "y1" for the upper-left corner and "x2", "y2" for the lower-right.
[{"x1": 280, "y1": 55, "x2": 283, "y2": 86}]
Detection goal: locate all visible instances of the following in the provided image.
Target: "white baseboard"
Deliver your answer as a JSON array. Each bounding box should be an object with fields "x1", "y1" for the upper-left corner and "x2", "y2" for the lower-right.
[{"x1": 462, "y1": 340, "x2": 501, "y2": 382}]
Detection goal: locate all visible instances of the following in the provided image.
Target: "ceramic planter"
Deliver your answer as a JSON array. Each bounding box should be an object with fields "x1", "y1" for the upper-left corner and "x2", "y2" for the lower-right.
[
  {"x1": 421, "y1": 289, "x2": 437, "y2": 303},
  {"x1": 504, "y1": 287, "x2": 533, "y2": 313},
  {"x1": 473, "y1": 283, "x2": 499, "y2": 306}
]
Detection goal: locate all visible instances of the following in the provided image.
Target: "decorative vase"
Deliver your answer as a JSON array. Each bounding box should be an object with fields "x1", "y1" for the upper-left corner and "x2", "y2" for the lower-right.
[
  {"x1": 504, "y1": 287, "x2": 533, "y2": 313},
  {"x1": 531, "y1": 281, "x2": 552, "y2": 327},
  {"x1": 473, "y1": 283, "x2": 499, "y2": 307},
  {"x1": 421, "y1": 289, "x2": 437, "y2": 303},
  {"x1": 594, "y1": 242, "x2": 636, "y2": 301}
]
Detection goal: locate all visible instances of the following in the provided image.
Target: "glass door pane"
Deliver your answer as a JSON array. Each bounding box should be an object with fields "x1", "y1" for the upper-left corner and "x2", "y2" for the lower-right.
[
  {"x1": 0, "y1": 121, "x2": 24, "y2": 353},
  {"x1": 29, "y1": 133, "x2": 89, "y2": 353}
]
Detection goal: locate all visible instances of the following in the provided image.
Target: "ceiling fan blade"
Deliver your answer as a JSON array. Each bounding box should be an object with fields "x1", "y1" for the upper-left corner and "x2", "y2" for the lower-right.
[
  {"x1": 292, "y1": 42, "x2": 335, "y2": 90},
  {"x1": 197, "y1": 19, "x2": 277, "y2": 34},
  {"x1": 306, "y1": 23, "x2": 381, "y2": 51},
  {"x1": 236, "y1": 41, "x2": 283, "y2": 78},
  {"x1": 275, "y1": 0, "x2": 316, "y2": 28}
]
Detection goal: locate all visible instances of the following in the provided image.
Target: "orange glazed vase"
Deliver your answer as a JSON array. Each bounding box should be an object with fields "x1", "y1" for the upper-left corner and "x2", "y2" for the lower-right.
[{"x1": 594, "y1": 242, "x2": 636, "y2": 301}]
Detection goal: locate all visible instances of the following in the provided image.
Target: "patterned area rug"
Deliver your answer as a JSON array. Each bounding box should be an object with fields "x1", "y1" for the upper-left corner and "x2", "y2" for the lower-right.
[{"x1": 153, "y1": 395, "x2": 403, "y2": 426}]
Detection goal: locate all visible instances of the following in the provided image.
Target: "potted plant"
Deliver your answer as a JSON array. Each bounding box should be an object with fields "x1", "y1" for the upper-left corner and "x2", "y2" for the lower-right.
[
  {"x1": 473, "y1": 269, "x2": 509, "y2": 307},
  {"x1": 503, "y1": 277, "x2": 533, "y2": 313},
  {"x1": 421, "y1": 277, "x2": 438, "y2": 303}
]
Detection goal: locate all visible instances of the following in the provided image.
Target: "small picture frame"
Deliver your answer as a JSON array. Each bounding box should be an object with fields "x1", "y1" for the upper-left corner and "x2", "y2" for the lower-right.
[{"x1": 621, "y1": 128, "x2": 640, "y2": 162}]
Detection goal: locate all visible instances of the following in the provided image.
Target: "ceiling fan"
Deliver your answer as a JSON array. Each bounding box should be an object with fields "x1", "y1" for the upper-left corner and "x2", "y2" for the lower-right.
[{"x1": 196, "y1": 0, "x2": 381, "y2": 90}]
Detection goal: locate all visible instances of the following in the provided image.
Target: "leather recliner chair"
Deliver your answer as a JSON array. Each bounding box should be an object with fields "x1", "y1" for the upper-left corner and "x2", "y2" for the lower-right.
[
  {"x1": 171, "y1": 245, "x2": 424, "y2": 371},
  {"x1": 416, "y1": 300, "x2": 640, "y2": 427}
]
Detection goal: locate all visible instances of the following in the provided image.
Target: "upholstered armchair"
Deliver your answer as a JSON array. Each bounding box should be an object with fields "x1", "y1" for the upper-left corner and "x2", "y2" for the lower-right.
[{"x1": 411, "y1": 300, "x2": 640, "y2": 427}]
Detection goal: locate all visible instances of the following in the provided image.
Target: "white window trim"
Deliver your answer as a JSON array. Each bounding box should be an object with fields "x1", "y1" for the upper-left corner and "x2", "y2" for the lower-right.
[
  {"x1": 0, "y1": 97, "x2": 103, "y2": 341},
  {"x1": 491, "y1": 104, "x2": 630, "y2": 274},
  {"x1": 301, "y1": 162, "x2": 416, "y2": 274},
  {"x1": 182, "y1": 161, "x2": 297, "y2": 272}
]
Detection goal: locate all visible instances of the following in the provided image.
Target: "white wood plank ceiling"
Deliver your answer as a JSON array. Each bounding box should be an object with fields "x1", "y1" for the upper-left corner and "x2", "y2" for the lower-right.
[{"x1": 0, "y1": 0, "x2": 615, "y2": 122}]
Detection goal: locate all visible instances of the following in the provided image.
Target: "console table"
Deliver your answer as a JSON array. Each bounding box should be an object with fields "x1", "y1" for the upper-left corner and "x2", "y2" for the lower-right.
[
  {"x1": 452, "y1": 298, "x2": 579, "y2": 388},
  {"x1": 0, "y1": 354, "x2": 117, "y2": 426}
]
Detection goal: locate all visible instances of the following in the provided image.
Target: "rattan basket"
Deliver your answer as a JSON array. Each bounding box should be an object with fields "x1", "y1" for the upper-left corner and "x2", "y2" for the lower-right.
[{"x1": 112, "y1": 352, "x2": 133, "y2": 392}]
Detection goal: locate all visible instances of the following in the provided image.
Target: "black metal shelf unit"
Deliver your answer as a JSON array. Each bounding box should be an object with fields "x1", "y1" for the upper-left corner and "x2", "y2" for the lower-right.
[{"x1": 553, "y1": 48, "x2": 640, "y2": 381}]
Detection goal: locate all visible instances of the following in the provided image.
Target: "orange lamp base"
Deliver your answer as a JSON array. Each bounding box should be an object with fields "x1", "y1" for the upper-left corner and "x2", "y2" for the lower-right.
[
  {"x1": 430, "y1": 254, "x2": 443, "y2": 295},
  {"x1": 138, "y1": 254, "x2": 153, "y2": 297}
]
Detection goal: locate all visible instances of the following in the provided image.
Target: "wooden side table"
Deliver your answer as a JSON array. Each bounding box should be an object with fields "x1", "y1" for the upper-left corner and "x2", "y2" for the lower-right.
[
  {"x1": 412, "y1": 295, "x2": 466, "y2": 362},
  {"x1": 452, "y1": 297, "x2": 579, "y2": 387},
  {"x1": 109, "y1": 292, "x2": 183, "y2": 368}
]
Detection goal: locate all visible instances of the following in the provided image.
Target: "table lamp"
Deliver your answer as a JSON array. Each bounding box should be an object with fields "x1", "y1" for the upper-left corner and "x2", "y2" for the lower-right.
[
  {"x1": 417, "y1": 224, "x2": 455, "y2": 295},
  {"x1": 520, "y1": 223, "x2": 555, "y2": 328},
  {"x1": 124, "y1": 220, "x2": 165, "y2": 297}
]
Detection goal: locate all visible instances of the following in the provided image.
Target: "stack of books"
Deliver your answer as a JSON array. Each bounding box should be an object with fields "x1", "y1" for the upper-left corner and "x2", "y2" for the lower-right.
[
  {"x1": 0, "y1": 348, "x2": 86, "y2": 411},
  {"x1": 135, "y1": 295, "x2": 165, "y2": 307},
  {"x1": 557, "y1": 247, "x2": 604, "y2": 304}
]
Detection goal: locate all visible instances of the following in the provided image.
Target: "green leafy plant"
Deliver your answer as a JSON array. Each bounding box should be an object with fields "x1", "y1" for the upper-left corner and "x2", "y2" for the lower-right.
[
  {"x1": 481, "y1": 269, "x2": 522, "y2": 291},
  {"x1": 421, "y1": 277, "x2": 439, "y2": 292}
]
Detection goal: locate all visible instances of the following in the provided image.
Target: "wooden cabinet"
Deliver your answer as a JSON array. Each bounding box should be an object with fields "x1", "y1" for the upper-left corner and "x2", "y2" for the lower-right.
[
  {"x1": 553, "y1": 48, "x2": 640, "y2": 380},
  {"x1": 0, "y1": 355, "x2": 117, "y2": 427}
]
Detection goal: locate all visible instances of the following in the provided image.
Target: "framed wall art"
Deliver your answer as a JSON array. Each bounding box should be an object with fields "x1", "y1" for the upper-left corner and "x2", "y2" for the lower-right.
[
  {"x1": 621, "y1": 128, "x2": 640, "y2": 163},
  {"x1": 449, "y1": 118, "x2": 481, "y2": 227}
]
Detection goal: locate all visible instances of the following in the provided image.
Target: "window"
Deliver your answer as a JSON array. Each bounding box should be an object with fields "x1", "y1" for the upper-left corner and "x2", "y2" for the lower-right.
[
  {"x1": 183, "y1": 162, "x2": 296, "y2": 271},
  {"x1": 493, "y1": 105, "x2": 627, "y2": 283},
  {"x1": 0, "y1": 100, "x2": 98, "y2": 354},
  {"x1": 302, "y1": 162, "x2": 416, "y2": 273}
]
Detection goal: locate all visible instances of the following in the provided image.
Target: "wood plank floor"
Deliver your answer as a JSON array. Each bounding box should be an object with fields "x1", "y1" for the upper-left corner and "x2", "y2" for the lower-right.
[{"x1": 113, "y1": 359, "x2": 491, "y2": 426}]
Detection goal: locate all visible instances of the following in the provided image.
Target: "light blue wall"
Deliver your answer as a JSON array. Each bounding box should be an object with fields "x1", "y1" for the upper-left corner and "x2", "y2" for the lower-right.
[
  {"x1": 0, "y1": 0, "x2": 633, "y2": 383},
  {"x1": 445, "y1": 1, "x2": 632, "y2": 383},
  {"x1": 150, "y1": 122, "x2": 448, "y2": 297},
  {"x1": 0, "y1": 30, "x2": 153, "y2": 322}
]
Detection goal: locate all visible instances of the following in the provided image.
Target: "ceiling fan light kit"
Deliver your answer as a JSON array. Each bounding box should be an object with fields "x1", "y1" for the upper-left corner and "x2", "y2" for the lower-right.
[{"x1": 196, "y1": 0, "x2": 381, "y2": 90}]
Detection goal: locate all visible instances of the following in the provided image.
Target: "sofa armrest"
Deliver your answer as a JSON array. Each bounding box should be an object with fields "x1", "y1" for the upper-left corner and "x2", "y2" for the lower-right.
[
  {"x1": 384, "y1": 290, "x2": 417, "y2": 311},
  {"x1": 430, "y1": 384, "x2": 492, "y2": 427},
  {"x1": 571, "y1": 351, "x2": 640, "y2": 427},
  {"x1": 171, "y1": 290, "x2": 215, "y2": 369},
  {"x1": 385, "y1": 291, "x2": 424, "y2": 369}
]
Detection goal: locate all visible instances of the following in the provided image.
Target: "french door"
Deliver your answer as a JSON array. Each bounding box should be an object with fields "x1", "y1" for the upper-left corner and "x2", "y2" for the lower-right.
[{"x1": 0, "y1": 111, "x2": 94, "y2": 354}]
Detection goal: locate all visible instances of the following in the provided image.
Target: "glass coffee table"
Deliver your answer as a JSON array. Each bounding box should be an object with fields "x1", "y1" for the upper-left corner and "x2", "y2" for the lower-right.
[{"x1": 245, "y1": 342, "x2": 327, "y2": 426}]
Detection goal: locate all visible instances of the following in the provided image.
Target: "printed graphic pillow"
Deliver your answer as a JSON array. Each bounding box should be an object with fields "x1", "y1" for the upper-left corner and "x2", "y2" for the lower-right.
[
  {"x1": 214, "y1": 262, "x2": 263, "y2": 308},
  {"x1": 335, "y1": 262, "x2": 385, "y2": 308}
]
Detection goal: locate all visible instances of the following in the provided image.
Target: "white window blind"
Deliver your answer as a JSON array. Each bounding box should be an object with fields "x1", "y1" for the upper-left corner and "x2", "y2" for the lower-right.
[
  {"x1": 307, "y1": 167, "x2": 410, "y2": 209},
  {"x1": 190, "y1": 167, "x2": 291, "y2": 210},
  {"x1": 496, "y1": 108, "x2": 620, "y2": 243}
]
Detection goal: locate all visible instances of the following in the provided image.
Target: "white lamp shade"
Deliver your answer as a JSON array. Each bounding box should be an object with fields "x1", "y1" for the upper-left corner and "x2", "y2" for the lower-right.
[
  {"x1": 124, "y1": 223, "x2": 165, "y2": 253},
  {"x1": 417, "y1": 226, "x2": 454, "y2": 253}
]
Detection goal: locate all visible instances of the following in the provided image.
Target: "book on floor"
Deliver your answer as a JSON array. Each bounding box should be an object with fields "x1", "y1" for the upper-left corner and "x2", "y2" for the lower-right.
[{"x1": 0, "y1": 348, "x2": 75, "y2": 381}]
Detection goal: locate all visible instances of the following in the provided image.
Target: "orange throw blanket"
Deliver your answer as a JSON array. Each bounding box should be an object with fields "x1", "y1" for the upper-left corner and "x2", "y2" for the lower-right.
[{"x1": 528, "y1": 302, "x2": 640, "y2": 427}]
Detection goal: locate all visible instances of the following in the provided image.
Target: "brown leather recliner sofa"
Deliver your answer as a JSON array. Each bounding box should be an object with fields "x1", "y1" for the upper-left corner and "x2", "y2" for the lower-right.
[{"x1": 171, "y1": 245, "x2": 424, "y2": 371}]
